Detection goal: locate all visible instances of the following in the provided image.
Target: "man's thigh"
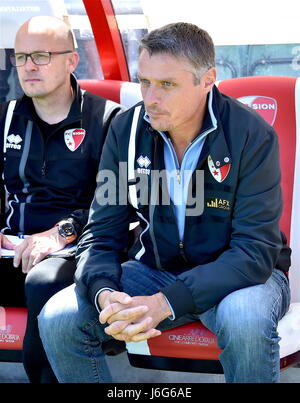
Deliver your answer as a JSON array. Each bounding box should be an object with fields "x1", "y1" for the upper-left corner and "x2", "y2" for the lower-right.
[
  {"x1": 25, "y1": 257, "x2": 77, "y2": 317},
  {"x1": 120, "y1": 260, "x2": 178, "y2": 296},
  {"x1": 26, "y1": 257, "x2": 76, "y2": 286},
  {"x1": 199, "y1": 269, "x2": 291, "y2": 335}
]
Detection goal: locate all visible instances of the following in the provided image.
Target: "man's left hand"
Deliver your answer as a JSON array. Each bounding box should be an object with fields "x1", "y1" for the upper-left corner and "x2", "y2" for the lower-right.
[{"x1": 13, "y1": 227, "x2": 67, "y2": 273}]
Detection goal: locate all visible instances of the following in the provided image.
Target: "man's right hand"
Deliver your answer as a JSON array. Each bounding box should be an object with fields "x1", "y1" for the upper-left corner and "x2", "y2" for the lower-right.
[{"x1": 0, "y1": 233, "x2": 16, "y2": 256}]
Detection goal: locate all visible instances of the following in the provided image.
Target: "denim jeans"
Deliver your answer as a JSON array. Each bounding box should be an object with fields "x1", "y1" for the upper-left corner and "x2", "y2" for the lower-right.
[{"x1": 38, "y1": 260, "x2": 290, "y2": 383}]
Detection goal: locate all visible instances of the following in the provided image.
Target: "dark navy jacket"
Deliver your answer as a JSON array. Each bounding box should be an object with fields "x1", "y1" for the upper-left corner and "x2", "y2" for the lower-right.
[
  {"x1": 75, "y1": 85, "x2": 283, "y2": 318},
  {"x1": 0, "y1": 76, "x2": 122, "y2": 236}
]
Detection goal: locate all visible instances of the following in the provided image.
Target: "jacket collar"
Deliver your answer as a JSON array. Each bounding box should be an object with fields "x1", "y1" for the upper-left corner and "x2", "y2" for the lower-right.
[{"x1": 206, "y1": 86, "x2": 232, "y2": 169}]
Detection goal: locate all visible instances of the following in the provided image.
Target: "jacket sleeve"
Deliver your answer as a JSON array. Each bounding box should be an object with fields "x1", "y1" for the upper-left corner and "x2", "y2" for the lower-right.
[
  {"x1": 74, "y1": 122, "x2": 135, "y2": 304},
  {"x1": 162, "y1": 124, "x2": 283, "y2": 318}
]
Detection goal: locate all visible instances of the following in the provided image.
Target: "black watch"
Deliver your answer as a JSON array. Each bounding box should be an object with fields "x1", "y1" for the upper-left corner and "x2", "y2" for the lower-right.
[{"x1": 56, "y1": 220, "x2": 77, "y2": 244}]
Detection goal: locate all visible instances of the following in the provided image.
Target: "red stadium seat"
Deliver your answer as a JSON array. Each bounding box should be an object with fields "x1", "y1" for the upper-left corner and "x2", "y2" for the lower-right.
[
  {"x1": 0, "y1": 307, "x2": 27, "y2": 362},
  {"x1": 1, "y1": 77, "x2": 299, "y2": 376},
  {"x1": 78, "y1": 79, "x2": 142, "y2": 108}
]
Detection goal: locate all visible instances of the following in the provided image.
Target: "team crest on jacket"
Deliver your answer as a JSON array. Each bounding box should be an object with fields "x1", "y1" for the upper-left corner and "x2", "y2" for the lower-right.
[
  {"x1": 64, "y1": 128, "x2": 86, "y2": 151},
  {"x1": 208, "y1": 155, "x2": 231, "y2": 183}
]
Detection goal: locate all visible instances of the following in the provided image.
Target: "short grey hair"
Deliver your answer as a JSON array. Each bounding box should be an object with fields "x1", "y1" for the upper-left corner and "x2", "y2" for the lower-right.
[{"x1": 139, "y1": 22, "x2": 215, "y2": 84}]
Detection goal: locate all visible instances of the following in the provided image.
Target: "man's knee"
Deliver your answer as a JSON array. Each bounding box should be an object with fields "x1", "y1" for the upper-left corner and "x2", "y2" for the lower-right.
[
  {"x1": 25, "y1": 263, "x2": 50, "y2": 309},
  {"x1": 25, "y1": 258, "x2": 75, "y2": 307},
  {"x1": 38, "y1": 285, "x2": 79, "y2": 345},
  {"x1": 215, "y1": 286, "x2": 278, "y2": 347},
  {"x1": 38, "y1": 284, "x2": 103, "y2": 347}
]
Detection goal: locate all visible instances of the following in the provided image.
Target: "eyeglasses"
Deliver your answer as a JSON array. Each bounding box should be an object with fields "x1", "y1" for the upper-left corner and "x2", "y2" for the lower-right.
[{"x1": 10, "y1": 51, "x2": 73, "y2": 67}]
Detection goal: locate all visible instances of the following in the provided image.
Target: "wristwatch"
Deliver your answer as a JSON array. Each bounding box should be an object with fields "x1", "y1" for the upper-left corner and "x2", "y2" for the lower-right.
[{"x1": 56, "y1": 220, "x2": 77, "y2": 244}]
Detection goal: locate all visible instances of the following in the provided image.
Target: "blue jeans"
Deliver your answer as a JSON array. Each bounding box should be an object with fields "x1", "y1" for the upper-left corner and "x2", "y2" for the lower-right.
[{"x1": 38, "y1": 261, "x2": 290, "y2": 383}]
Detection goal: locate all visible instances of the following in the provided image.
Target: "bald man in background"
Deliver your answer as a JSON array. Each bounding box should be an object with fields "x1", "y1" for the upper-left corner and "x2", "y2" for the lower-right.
[{"x1": 0, "y1": 16, "x2": 123, "y2": 382}]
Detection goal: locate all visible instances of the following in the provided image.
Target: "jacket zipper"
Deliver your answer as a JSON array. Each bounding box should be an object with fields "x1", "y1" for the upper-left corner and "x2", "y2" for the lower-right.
[
  {"x1": 176, "y1": 169, "x2": 181, "y2": 184},
  {"x1": 41, "y1": 131, "x2": 52, "y2": 177},
  {"x1": 170, "y1": 201, "x2": 188, "y2": 262},
  {"x1": 179, "y1": 240, "x2": 188, "y2": 262},
  {"x1": 167, "y1": 139, "x2": 188, "y2": 261},
  {"x1": 41, "y1": 160, "x2": 46, "y2": 177}
]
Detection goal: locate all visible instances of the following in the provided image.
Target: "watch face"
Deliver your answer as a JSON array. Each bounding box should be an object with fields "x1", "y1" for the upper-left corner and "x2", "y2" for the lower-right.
[{"x1": 60, "y1": 222, "x2": 75, "y2": 237}]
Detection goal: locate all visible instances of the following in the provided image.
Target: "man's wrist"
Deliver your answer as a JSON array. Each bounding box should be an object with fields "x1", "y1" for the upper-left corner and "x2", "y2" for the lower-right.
[
  {"x1": 55, "y1": 220, "x2": 77, "y2": 244},
  {"x1": 156, "y1": 292, "x2": 173, "y2": 320},
  {"x1": 96, "y1": 288, "x2": 114, "y2": 311}
]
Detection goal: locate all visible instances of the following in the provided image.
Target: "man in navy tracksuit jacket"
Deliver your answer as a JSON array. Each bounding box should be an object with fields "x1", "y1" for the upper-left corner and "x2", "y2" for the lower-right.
[
  {"x1": 39, "y1": 23, "x2": 291, "y2": 383},
  {"x1": 0, "y1": 16, "x2": 122, "y2": 383},
  {"x1": 0, "y1": 75, "x2": 118, "y2": 237}
]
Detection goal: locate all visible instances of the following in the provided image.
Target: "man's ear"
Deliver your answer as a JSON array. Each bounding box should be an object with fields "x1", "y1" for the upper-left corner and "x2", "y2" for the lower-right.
[
  {"x1": 204, "y1": 67, "x2": 217, "y2": 91},
  {"x1": 68, "y1": 51, "x2": 80, "y2": 73}
]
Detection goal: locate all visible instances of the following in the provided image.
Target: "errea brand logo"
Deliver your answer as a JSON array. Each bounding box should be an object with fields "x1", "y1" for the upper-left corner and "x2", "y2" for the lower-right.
[
  {"x1": 238, "y1": 96, "x2": 277, "y2": 126},
  {"x1": 6, "y1": 134, "x2": 22, "y2": 150},
  {"x1": 137, "y1": 155, "x2": 151, "y2": 175}
]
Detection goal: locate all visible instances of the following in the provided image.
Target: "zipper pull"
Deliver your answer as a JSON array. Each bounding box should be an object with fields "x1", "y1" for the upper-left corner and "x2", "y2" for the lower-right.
[
  {"x1": 179, "y1": 240, "x2": 188, "y2": 262},
  {"x1": 177, "y1": 169, "x2": 181, "y2": 184},
  {"x1": 41, "y1": 161, "x2": 46, "y2": 176}
]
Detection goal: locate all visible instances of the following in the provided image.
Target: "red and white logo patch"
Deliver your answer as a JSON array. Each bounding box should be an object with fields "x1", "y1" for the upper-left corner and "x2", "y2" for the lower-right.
[
  {"x1": 64, "y1": 128, "x2": 86, "y2": 151},
  {"x1": 237, "y1": 96, "x2": 277, "y2": 126},
  {"x1": 208, "y1": 155, "x2": 231, "y2": 183}
]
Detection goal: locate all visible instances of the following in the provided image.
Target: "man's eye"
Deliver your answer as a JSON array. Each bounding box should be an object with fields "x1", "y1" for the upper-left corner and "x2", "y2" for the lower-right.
[
  {"x1": 139, "y1": 79, "x2": 150, "y2": 86},
  {"x1": 32, "y1": 53, "x2": 49, "y2": 62},
  {"x1": 162, "y1": 81, "x2": 174, "y2": 87}
]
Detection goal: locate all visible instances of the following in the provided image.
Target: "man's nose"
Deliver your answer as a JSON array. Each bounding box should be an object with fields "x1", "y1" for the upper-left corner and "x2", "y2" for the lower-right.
[
  {"x1": 24, "y1": 56, "x2": 38, "y2": 70},
  {"x1": 143, "y1": 85, "x2": 161, "y2": 106}
]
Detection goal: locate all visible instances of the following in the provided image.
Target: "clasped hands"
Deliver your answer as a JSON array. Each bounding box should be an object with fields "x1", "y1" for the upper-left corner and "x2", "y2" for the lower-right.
[{"x1": 98, "y1": 290, "x2": 172, "y2": 343}]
